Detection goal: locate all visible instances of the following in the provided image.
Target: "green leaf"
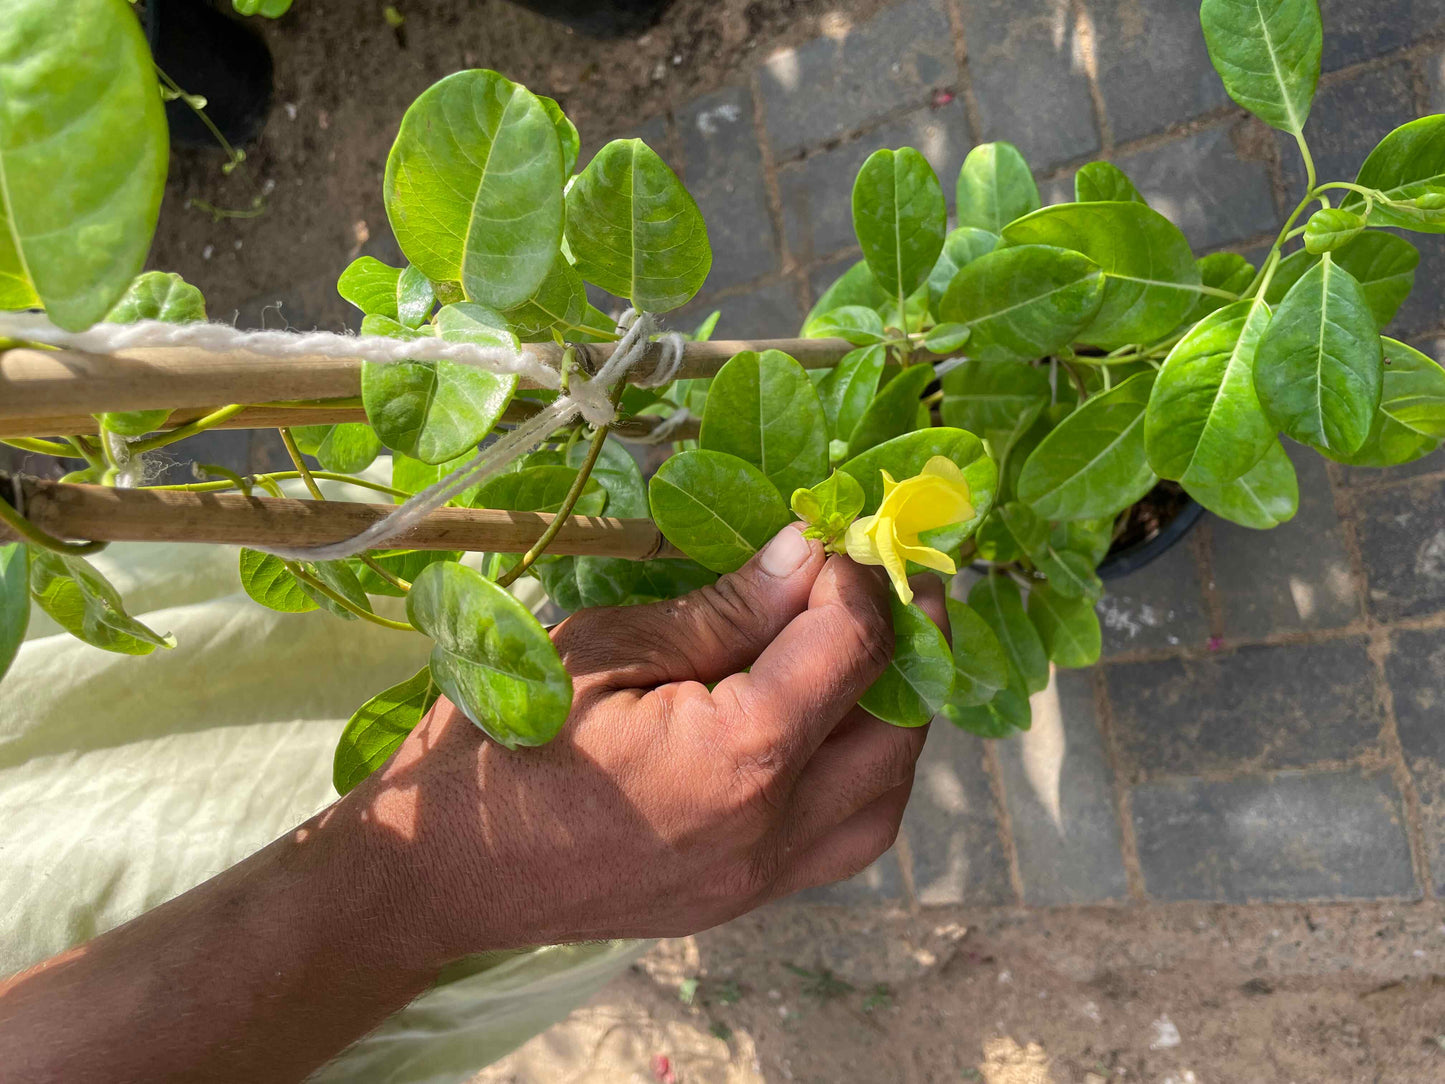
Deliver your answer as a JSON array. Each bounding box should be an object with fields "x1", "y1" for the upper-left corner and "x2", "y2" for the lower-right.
[
  {"x1": 1183, "y1": 439, "x2": 1298, "y2": 528},
  {"x1": 846, "y1": 363, "x2": 934, "y2": 457},
  {"x1": 361, "y1": 305, "x2": 519, "y2": 464},
  {"x1": 0, "y1": 0, "x2": 168, "y2": 328},
  {"x1": 1187, "y1": 251, "x2": 1256, "y2": 322},
  {"x1": 105, "y1": 270, "x2": 206, "y2": 324},
  {"x1": 649, "y1": 450, "x2": 791, "y2": 573},
  {"x1": 352, "y1": 549, "x2": 459, "y2": 597},
  {"x1": 1265, "y1": 234, "x2": 1418, "y2": 328},
  {"x1": 805, "y1": 305, "x2": 886, "y2": 345},
  {"x1": 233, "y1": 0, "x2": 292, "y2": 15},
  {"x1": 791, "y1": 469, "x2": 866, "y2": 546},
  {"x1": 384, "y1": 70, "x2": 564, "y2": 310},
  {"x1": 955, "y1": 142, "x2": 1040, "y2": 233},
  {"x1": 1254, "y1": 255, "x2": 1382, "y2": 454},
  {"x1": 1, "y1": 543, "x2": 29, "y2": 685},
  {"x1": 1303, "y1": 208, "x2": 1366, "y2": 254},
  {"x1": 998, "y1": 503, "x2": 1103, "y2": 601},
  {"x1": 500, "y1": 250, "x2": 588, "y2": 342},
  {"x1": 700, "y1": 350, "x2": 829, "y2": 497},
  {"x1": 1017, "y1": 371, "x2": 1159, "y2": 520},
  {"x1": 565, "y1": 138, "x2": 711, "y2": 312},
  {"x1": 29, "y1": 551, "x2": 175, "y2": 655},
  {"x1": 923, "y1": 323, "x2": 972, "y2": 354},
  {"x1": 1052, "y1": 516, "x2": 1115, "y2": 568},
  {"x1": 569, "y1": 437, "x2": 649, "y2": 516},
  {"x1": 1346, "y1": 115, "x2": 1445, "y2": 232},
  {"x1": 926, "y1": 227, "x2": 1000, "y2": 317},
  {"x1": 333, "y1": 667, "x2": 440, "y2": 795},
  {"x1": 1333, "y1": 338, "x2": 1445, "y2": 467},
  {"x1": 1001, "y1": 203, "x2": 1201, "y2": 350},
  {"x1": 859, "y1": 598, "x2": 953, "y2": 727},
  {"x1": 397, "y1": 265, "x2": 435, "y2": 328},
  {"x1": 471, "y1": 465, "x2": 606, "y2": 516},
  {"x1": 939, "y1": 243, "x2": 1105, "y2": 362},
  {"x1": 337, "y1": 257, "x2": 402, "y2": 320},
  {"x1": 1146, "y1": 298, "x2": 1276, "y2": 487},
  {"x1": 407, "y1": 562, "x2": 573, "y2": 748},
  {"x1": 315, "y1": 423, "x2": 383, "y2": 474},
  {"x1": 803, "y1": 260, "x2": 893, "y2": 336},
  {"x1": 238, "y1": 549, "x2": 317, "y2": 613},
  {"x1": 816, "y1": 345, "x2": 886, "y2": 443},
  {"x1": 1199, "y1": 0, "x2": 1322, "y2": 137},
  {"x1": 839, "y1": 427, "x2": 997, "y2": 551},
  {"x1": 536, "y1": 555, "x2": 640, "y2": 610},
  {"x1": 852, "y1": 148, "x2": 947, "y2": 304},
  {"x1": 968, "y1": 574, "x2": 1048, "y2": 696},
  {"x1": 943, "y1": 597, "x2": 1010, "y2": 708},
  {"x1": 940, "y1": 359, "x2": 1051, "y2": 452},
  {"x1": 393, "y1": 448, "x2": 474, "y2": 498},
  {"x1": 1027, "y1": 583, "x2": 1101, "y2": 668},
  {"x1": 943, "y1": 687, "x2": 1030, "y2": 738},
  {"x1": 299, "y1": 559, "x2": 374, "y2": 621},
  {"x1": 538, "y1": 94, "x2": 580, "y2": 176},
  {"x1": 1075, "y1": 161, "x2": 1146, "y2": 204}
]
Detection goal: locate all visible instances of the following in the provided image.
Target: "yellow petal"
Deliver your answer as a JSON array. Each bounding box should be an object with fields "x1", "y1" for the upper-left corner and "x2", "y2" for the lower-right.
[
  {"x1": 895, "y1": 539, "x2": 958, "y2": 575},
  {"x1": 845, "y1": 515, "x2": 883, "y2": 566},
  {"x1": 892, "y1": 476, "x2": 974, "y2": 537},
  {"x1": 872, "y1": 515, "x2": 913, "y2": 606}
]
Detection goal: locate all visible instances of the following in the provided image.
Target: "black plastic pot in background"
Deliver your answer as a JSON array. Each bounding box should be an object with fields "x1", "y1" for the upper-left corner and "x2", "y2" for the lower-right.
[
  {"x1": 1097, "y1": 498, "x2": 1205, "y2": 581},
  {"x1": 505, "y1": 0, "x2": 675, "y2": 37},
  {"x1": 144, "y1": 0, "x2": 275, "y2": 149}
]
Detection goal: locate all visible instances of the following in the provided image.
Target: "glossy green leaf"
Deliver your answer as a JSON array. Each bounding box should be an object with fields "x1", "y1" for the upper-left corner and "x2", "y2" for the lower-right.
[
  {"x1": 333, "y1": 667, "x2": 440, "y2": 795},
  {"x1": 1199, "y1": 0, "x2": 1322, "y2": 136},
  {"x1": 0, "y1": 543, "x2": 29, "y2": 684},
  {"x1": 816, "y1": 345, "x2": 886, "y2": 442},
  {"x1": 998, "y1": 503, "x2": 1103, "y2": 601},
  {"x1": 968, "y1": 574, "x2": 1048, "y2": 696},
  {"x1": 352, "y1": 550, "x2": 459, "y2": 597},
  {"x1": 939, "y1": 244, "x2": 1105, "y2": 362},
  {"x1": 396, "y1": 265, "x2": 435, "y2": 328},
  {"x1": 407, "y1": 562, "x2": 572, "y2": 748},
  {"x1": 1346, "y1": 115, "x2": 1445, "y2": 232},
  {"x1": 1051, "y1": 517, "x2": 1115, "y2": 568},
  {"x1": 233, "y1": 0, "x2": 292, "y2": 15},
  {"x1": 29, "y1": 551, "x2": 175, "y2": 655},
  {"x1": 393, "y1": 448, "x2": 475, "y2": 498},
  {"x1": 846, "y1": 363, "x2": 934, "y2": 457},
  {"x1": 569, "y1": 437, "x2": 648, "y2": 516},
  {"x1": 1187, "y1": 251, "x2": 1256, "y2": 322},
  {"x1": 1265, "y1": 233, "x2": 1418, "y2": 328},
  {"x1": 361, "y1": 305, "x2": 519, "y2": 464},
  {"x1": 337, "y1": 257, "x2": 402, "y2": 320},
  {"x1": 803, "y1": 260, "x2": 893, "y2": 336},
  {"x1": 1017, "y1": 371, "x2": 1158, "y2": 520},
  {"x1": 565, "y1": 138, "x2": 711, "y2": 312},
  {"x1": 940, "y1": 359, "x2": 1051, "y2": 451},
  {"x1": 238, "y1": 549, "x2": 317, "y2": 613},
  {"x1": 1075, "y1": 161, "x2": 1145, "y2": 204},
  {"x1": 700, "y1": 350, "x2": 829, "y2": 497},
  {"x1": 942, "y1": 596, "x2": 1012, "y2": 710},
  {"x1": 471, "y1": 465, "x2": 605, "y2": 516},
  {"x1": 859, "y1": 598, "x2": 953, "y2": 728},
  {"x1": 927, "y1": 227, "x2": 1000, "y2": 316},
  {"x1": 384, "y1": 70, "x2": 563, "y2": 310},
  {"x1": 1001, "y1": 203, "x2": 1201, "y2": 349},
  {"x1": 649, "y1": 450, "x2": 792, "y2": 573},
  {"x1": 791, "y1": 469, "x2": 866, "y2": 547},
  {"x1": 538, "y1": 94, "x2": 580, "y2": 176},
  {"x1": 1304, "y1": 208, "x2": 1365, "y2": 254},
  {"x1": 536, "y1": 555, "x2": 640, "y2": 611},
  {"x1": 99, "y1": 270, "x2": 207, "y2": 434},
  {"x1": 805, "y1": 305, "x2": 886, "y2": 345},
  {"x1": 501, "y1": 250, "x2": 588, "y2": 342},
  {"x1": 1254, "y1": 256, "x2": 1382, "y2": 454},
  {"x1": 0, "y1": 0, "x2": 168, "y2": 328},
  {"x1": 955, "y1": 142, "x2": 1040, "y2": 233},
  {"x1": 315, "y1": 423, "x2": 383, "y2": 474},
  {"x1": 943, "y1": 687, "x2": 1031, "y2": 738},
  {"x1": 1333, "y1": 338, "x2": 1445, "y2": 466},
  {"x1": 299, "y1": 559, "x2": 374, "y2": 621},
  {"x1": 853, "y1": 148, "x2": 947, "y2": 304},
  {"x1": 1183, "y1": 438, "x2": 1298, "y2": 528},
  {"x1": 1027, "y1": 584, "x2": 1101, "y2": 668},
  {"x1": 923, "y1": 323, "x2": 972, "y2": 354},
  {"x1": 1146, "y1": 298, "x2": 1275, "y2": 487}
]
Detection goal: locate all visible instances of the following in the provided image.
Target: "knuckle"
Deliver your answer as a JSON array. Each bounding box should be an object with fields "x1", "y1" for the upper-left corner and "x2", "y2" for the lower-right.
[
  {"x1": 696, "y1": 576, "x2": 759, "y2": 653},
  {"x1": 825, "y1": 599, "x2": 894, "y2": 680}
]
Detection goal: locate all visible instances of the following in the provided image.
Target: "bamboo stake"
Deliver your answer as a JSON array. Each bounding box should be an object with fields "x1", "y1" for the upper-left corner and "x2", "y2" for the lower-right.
[
  {"x1": 0, "y1": 475, "x2": 685, "y2": 559},
  {"x1": 0, "y1": 337, "x2": 855, "y2": 435}
]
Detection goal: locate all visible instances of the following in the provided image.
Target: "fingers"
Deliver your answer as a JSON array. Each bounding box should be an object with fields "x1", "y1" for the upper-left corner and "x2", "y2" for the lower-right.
[
  {"x1": 770, "y1": 781, "x2": 913, "y2": 898},
  {"x1": 709, "y1": 554, "x2": 893, "y2": 772},
  {"x1": 551, "y1": 525, "x2": 825, "y2": 689}
]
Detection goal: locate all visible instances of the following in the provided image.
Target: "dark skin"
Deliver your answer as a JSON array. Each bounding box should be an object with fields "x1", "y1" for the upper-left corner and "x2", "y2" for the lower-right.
[{"x1": 0, "y1": 526, "x2": 947, "y2": 1083}]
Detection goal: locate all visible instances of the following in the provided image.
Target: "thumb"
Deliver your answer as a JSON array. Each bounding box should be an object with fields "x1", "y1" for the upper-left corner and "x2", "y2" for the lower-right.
[{"x1": 552, "y1": 524, "x2": 825, "y2": 689}]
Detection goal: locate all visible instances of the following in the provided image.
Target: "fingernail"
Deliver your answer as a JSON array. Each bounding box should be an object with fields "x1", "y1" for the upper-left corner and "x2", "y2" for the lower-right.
[{"x1": 759, "y1": 525, "x2": 811, "y2": 578}]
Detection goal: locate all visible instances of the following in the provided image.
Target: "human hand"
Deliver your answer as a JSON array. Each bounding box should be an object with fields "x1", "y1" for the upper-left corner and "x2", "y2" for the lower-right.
[{"x1": 353, "y1": 525, "x2": 948, "y2": 965}]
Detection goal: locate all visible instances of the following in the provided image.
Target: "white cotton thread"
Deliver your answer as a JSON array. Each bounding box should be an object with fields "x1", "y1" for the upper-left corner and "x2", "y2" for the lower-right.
[
  {"x1": 932, "y1": 355, "x2": 968, "y2": 379},
  {"x1": 635, "y1": 330, "x2": 686, "y2": 388},
  {"x1": 628, "y1": 406, "x2": 694, "y2": 445}
]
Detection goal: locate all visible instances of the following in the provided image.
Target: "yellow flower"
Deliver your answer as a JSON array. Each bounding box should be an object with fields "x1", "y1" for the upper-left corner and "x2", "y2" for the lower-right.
[{"x1": 845, "y1": 456, "x2": 974, "y2": 606}]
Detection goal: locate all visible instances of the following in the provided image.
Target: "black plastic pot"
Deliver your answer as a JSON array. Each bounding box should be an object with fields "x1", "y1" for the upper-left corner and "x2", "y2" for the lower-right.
[
  {"x1": 505, "y1": 0, "x2": 675, "y2": 38},
  {"x1": 1097, "y1": 497, "x2": 1205, "y2": 581},
  {"x1": 143, "y1": 0, "x2": 274, "y2": 150}
]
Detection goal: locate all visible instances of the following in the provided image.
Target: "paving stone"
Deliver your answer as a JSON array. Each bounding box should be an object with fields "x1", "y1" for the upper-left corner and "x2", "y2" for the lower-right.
[
  {"x1": 1432, "y1": 47, "x2": 1445, "y2": 114},
  {"x1": 1038, "y1": 171, "x2": 1073, "y2": 207},
  {"x1": 1384, "y1": 232, "x2": 1445, "y2": 342},
  {"x1": 1383, "y1": 626, "x2": 1445, "y2": 894},
  {"x1": 1278, "y1": 60, "x2": 1419, "y2": 198},
  {"x1": 1337, "y1": 338, "x2": 1445, "y2": 486},
  {"x1": 778, "y1": 99, "x2": 970, "y2": 264},
  {"x1": 675, "y1": 278, "x2": 806, "y2": 341},
  {"x1": 993, "y1": 668, "x2": 1129, "y2": 904},
  {"x1": 1095, "y1": 536, "x2": 1211, "y2": 658},
  {"x1": 1319, "y1": 0, "x2": 1445, "y2": 72},
  {"x1": 903, "y1": 719, "x2": 1016, "y2": 906},
  {"x1": 579, "y1": 114, "x2": 669, "y2": 175},
  {"x1": 1106, "y1": 638, "x2": 1383, "y2": 781},
  {"x1": 677, "y1": 86, "x2": 778, "y2": 291},
  {"x1": 793, "y1": 848, "x2": 907, "y2": 905},
  {"x1": 1085, "y1": 0, "x2": 1230, "y2": 143},
  {"x1": 1131, "y1": 769, "x2": 1418, "y2": 902},
  {"x1": 1113, "y1": 122, "x2": 1278, "y2": 251},
  {"x1": 807, "y1": 252, "x2": 863, "y2": 312},
  {"x1": 1210, "y1": 442, "x2": 1359, "y2": 639},
  {"x1": 1353, "y1": 474, "x2": 1445, "y2": 621},
  {"x1": 756, "y1": 0, "x2": 958, "y2": 158},
  {"x1": 957, "y1": 0, "x2": 1100, "y2": 171}
]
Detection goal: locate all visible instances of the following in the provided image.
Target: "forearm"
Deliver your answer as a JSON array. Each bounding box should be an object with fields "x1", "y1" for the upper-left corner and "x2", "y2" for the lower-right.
[{"x1": 0, "y1": 794, "x2": 439, "y2": 1084}]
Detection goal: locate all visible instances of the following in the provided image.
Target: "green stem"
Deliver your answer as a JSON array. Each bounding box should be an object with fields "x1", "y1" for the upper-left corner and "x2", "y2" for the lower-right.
[
  {"x1": 1295, "y1": 131, "x2": 1318, "y2": 193},
  {"x1": 496, "y1": 422, "x2": 610, "y2": 588},
  {"x1": 148, "y1": 470, "x2": 408, "y2": 499},
  {"x1": 1253, "y1": 248, "x2": 1283, "y2": 305},
  {"x1": 0, "y1": 488, "x2": 108, "y2": 556},
  {"x1": 570, "y1": 325, "x2": 622, "y2": 342},
  {"x1": 289, "y1": 566, "x2": 416, "y2": 632},
  {"x1": 128, "y1": 404, "x2": 250, "y2": 454},
  {"x1": 67, "y1": 436, "x2": 104, "y2": 469},
  {"x1": 2, "y1": 437, "x2": 74, "y2": 457},
  {"x1": 1193, "y1": 284, "x2": 1240, "y2": 300},
  {"x1": 1244, "y1": 189, "x2": 1322, "y2": 298},
  {"x1": 156, "y1": 66, "x2": 246, "y2": 174},
  {"x1": 360, "y1": 557, "x2": 411, "y2": 593},
  {"x1": 195, "y1": 464, "x2": 252, "y2": 497},
  {"x1": 252, "y1": 396, "x2": 365, "y2": 410},
  {"x1": 1313, "y1": 181, "x2": 1377, "y2": 200},
  {"x1": 278, "y1": 428, "x2": 326, "y2": 500}
]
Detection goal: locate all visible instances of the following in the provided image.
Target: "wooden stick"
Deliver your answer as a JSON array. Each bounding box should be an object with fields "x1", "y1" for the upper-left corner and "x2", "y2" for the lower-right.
[
  {"x1": 0, "y1": 475, "x2": 685, "y2": 559},
  {"x1": 0, "y1": 337, "x2": 853, "y2": 433}
]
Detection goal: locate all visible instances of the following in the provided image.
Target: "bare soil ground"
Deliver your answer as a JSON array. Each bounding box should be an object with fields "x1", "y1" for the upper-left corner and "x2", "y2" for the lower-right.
[{"x1": 480, "y1": 901, "x2": 1445, "y2": 1083}]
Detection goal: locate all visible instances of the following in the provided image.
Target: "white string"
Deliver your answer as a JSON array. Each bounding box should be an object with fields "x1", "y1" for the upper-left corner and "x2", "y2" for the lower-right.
[{"x1": 627, "y1": 407, "x2": 694, "y2": 445}]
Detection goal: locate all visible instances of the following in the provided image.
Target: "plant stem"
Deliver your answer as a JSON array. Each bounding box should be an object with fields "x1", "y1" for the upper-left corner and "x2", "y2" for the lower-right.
[
  {"x1": 148, "y1": 471, "x2": 409, "y2": 499},
  {"x1": 360, "y1": 558, "x2": 411, "y2": 593},
  {"x1": 128, "y1": 404, "x2": 250, "y2": 454},
  {"x1": 2, "y1": 437, "x2": 74, "y2": 457},
  {"x1": 0, "y1": 488, "x2": 108, "y2": 556},
  {"x1": 1244, "y1": 189, "x2": 1322, "y2": 298},
  {"x1": 277, "y1": 428, "x2": 326, "y2": 500},
  {"x1": 67, "y1": 437, "x2": 104, "y2": 469},
  {"x1": 289, "y1": 565, "x2": 416, "y2": 632},
  {"x1": 496, "y1": 422, "x2": 610, "y2": 588},
  {"x1": 1295, "y1": 131, "x2": 1318, "y2": 193},
  {"x1": 195, "y1": 464, "x2": 253, "y2": 497},
  {"x1": 1061, "y1": 360, "x2": 1089, "y2": 403}
]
